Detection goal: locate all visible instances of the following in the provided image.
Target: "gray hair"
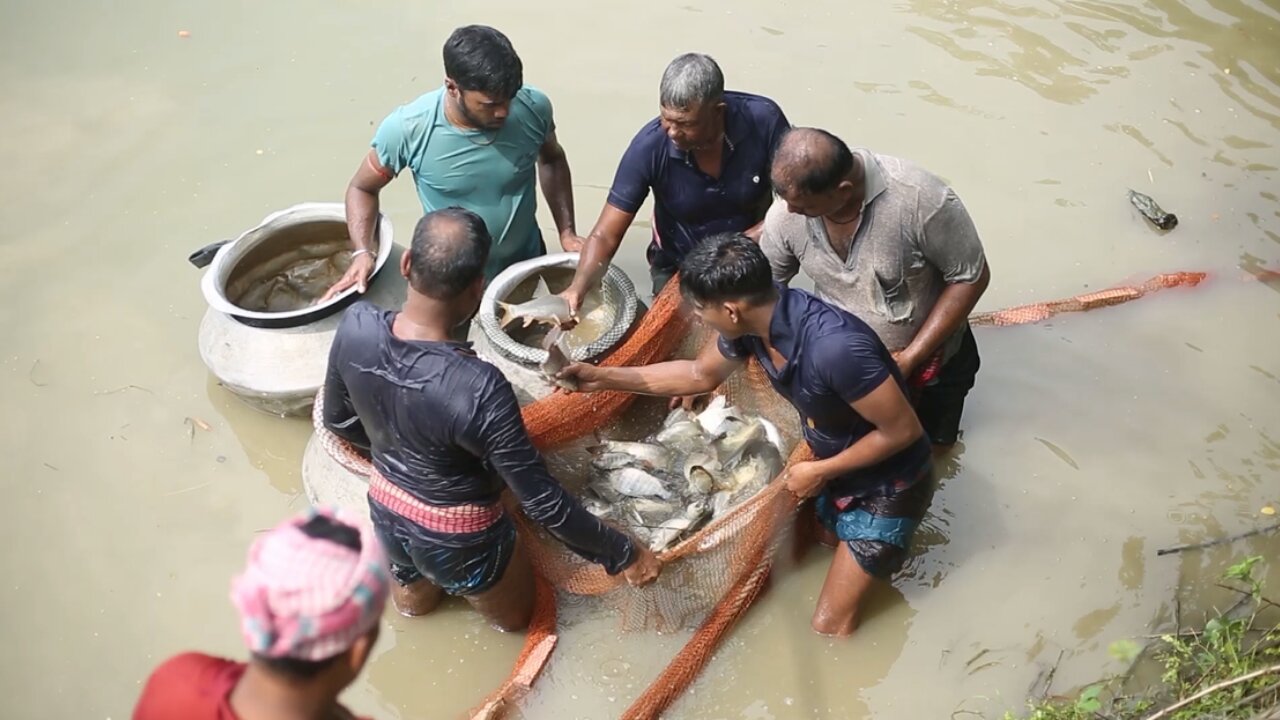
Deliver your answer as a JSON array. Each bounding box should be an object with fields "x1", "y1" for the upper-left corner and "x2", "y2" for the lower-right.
[{"x1": 659, "y1": 53, "x2": 725, "y2": 110}]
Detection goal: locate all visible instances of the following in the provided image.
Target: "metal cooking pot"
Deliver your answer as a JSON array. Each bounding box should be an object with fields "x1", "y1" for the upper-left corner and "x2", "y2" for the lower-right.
[{"x1": 197, "y1": 203, "x2": 394, "y2": 329}]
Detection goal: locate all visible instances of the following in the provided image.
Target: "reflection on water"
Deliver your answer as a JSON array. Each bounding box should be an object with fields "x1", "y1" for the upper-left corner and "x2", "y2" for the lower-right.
[{"x1": 2, "y1": 0, "x2": 1279, "y2": 718}]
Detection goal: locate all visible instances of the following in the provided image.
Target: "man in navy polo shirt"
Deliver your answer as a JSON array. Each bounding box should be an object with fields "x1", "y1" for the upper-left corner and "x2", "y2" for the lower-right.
[
  {"x1": 561, "y1": 53, "x2": 789, "y2": 311},
  {"x1": 557, "y1": 233, "x2": 934, "y2": 637}
]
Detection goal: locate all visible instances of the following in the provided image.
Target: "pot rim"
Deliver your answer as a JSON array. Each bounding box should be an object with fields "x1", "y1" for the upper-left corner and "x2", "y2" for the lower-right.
[{"x1": 199, "y1": 202, "x2": 394, "y2": 323}]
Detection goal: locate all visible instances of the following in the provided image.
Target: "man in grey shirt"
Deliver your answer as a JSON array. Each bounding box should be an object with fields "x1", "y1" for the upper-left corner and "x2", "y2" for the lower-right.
[{"x1": 760, "y1": 128, "x2": 990, "y2": 452}]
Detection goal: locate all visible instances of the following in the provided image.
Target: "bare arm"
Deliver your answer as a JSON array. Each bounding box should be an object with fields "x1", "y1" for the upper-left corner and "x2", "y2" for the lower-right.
[
  {"x1": 537, "y1": 129, "x2": 579, "y2": 248},
  {"x1": 347, "y1": 150, "x2": 394, "y2": 254},
  {"x1": 815, "y1": 377, "x2": 924, "y2": 479},
  {"x1": 563, "y1": 203, "x2": 636, "y2": 303},
  {"x1": 897, "y1": 263, "x2": 990, "y2": 375},
  {"x1": 785, "y1": 376, "x2": 925, "y2": 496},
  {"x1": 561, "y1": 340, "x2": 743, "y2": 397},
  {"x1": 322, "y1": 151, "x2": 394, "y2": 300}
]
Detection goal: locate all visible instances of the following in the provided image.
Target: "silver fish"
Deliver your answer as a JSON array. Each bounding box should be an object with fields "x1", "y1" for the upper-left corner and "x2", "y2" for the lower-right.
[
  {"x1": 583, "y1": 497, "x2": 614, "y2": 519},
  {"x1": 661, "y1": 406, "x2": 697, "y2": 429},
  {"x1": 540, "y1": 328, "x2": 577, "y2": 391},
  {"x1": 710, "y1": 490, "x2": 734, "y2": 519},
  {"x1": 497, "y1": 276, "x2": 573, "y2": 328},
  {"x1": 628, "y1": 497, "x2": 679, "y2": 522},
  {"x1": 653, "y1": 420, "x2": 707, "y2": 453},
  {"x1": 648, "y1": 500, "x2": 710, "y2": 551},
  {"x1": 695, "y1": 395, "x2": 736, "y2": 434},
  {"x1": 605, "y1": 466, "x2": 674, "y2": 500},
  {"x1": 713, "y1": 418, "x2": 768, "y2": 466},
  {"x1": 589, "y1": 441, "x2": 672, "y2": 470},
  {"x1": 726, "y1": 454, "x2": 773, "y2": 503},
  {"x1": 682, "y1": 451, "x2": 722, "y2": 496},
  {"x1": 590, "y1": 451, "x2": 650, "y2": 472}
]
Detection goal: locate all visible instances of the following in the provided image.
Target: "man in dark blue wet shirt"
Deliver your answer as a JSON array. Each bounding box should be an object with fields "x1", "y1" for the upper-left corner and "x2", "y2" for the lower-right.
[
  {"x1": 322, "y1": 207, "x2": 660, "y2": 632},
  {"x1": 561, "y1": 53, "x2": 789, "y2": 310},
  {"x1": 558, "y1": 233, "x2": 932, "y2": 636}
]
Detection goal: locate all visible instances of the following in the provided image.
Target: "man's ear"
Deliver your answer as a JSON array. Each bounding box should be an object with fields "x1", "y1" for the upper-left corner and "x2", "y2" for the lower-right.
[{"x1": 400, "y1": 249, "x2": 412, "y2": 279}]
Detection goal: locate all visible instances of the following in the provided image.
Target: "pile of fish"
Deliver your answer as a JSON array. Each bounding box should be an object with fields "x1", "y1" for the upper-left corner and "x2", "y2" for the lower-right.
[{"x1": 581, "y1": 396, "x2": 787, "y2": 552}]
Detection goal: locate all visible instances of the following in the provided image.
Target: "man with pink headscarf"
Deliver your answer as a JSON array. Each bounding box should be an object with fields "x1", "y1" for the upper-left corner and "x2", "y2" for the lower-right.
[{"x1": 133, "y1": 507, "x2": 390, "y2": 720}]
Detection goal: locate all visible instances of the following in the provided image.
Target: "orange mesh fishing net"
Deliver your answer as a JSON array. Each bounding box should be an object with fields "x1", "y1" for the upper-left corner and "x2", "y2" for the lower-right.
[{"x1": 313, "y1": 269, "x2": 1207, "y2": 720}]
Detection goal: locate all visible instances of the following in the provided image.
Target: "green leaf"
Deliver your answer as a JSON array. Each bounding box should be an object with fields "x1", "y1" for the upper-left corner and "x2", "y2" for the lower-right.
[
  {"x1": 1109, "y1": 639, "x2": 1141, "y2": 663},
  {"x1": 1225, "y1": 555, "x2": 1262, "y2": 583},
  {"x1": 1075, "y1": 683, "x2": 1104, "y2": 713}
]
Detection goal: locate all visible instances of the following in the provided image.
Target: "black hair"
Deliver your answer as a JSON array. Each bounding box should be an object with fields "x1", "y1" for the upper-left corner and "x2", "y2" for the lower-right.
[
  {"x1": 407, "y1": 207, "x2": 492, "y2": 299},
  {"x1": 252, "y1": 515, "x2": 363, "y2": 679},
  {"x1": 678, "y1": 233, "x2": 775, "y2": 306},
  {"x1": 443, "y1": 25, "x2": 523, "y2": 100},
  {"x1": 771, "y1": 127, "x2": 855, "y2": 195}
]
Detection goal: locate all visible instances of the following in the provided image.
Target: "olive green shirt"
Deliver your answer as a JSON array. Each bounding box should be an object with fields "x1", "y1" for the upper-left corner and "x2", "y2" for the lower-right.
[{"x1": 760, "y1": 149, "x2": 986, "y2": 358}]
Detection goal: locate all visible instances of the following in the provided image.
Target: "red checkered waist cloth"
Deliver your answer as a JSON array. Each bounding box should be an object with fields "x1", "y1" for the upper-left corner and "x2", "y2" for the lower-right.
[{"x1": 367, "y1": 468, "x2": 504, "y2": 535}]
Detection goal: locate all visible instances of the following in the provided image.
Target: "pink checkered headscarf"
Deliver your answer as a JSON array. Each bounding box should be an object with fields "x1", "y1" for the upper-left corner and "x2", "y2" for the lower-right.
[{"x1": 230, "y1": 506, "x2": 390, "y2": 661}]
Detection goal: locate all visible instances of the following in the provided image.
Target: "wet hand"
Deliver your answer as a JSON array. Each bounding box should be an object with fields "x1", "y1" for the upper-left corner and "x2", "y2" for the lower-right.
[
  {"x1": 559, "y1": 232, "x2": 586, "y2": 253},
  {"x1": 622, "y1": 544, "x2": 662, "y2": 587},
  {"x1": 669, "y1": 393, "x2": 711, "y2": 412},
  {"x1": 555, "y1": 362, "x2": 606, "y2": 393},
  {"x1": 320, "y1": 253, "x2": 375, "y2": 302},
  {"x1": 783, "y1": 461, "x2": 828, "y2": 499},
  {"x1": 557, "y1": 288, "x2": 584, "y2": 329},
  {"x1": 891, "y1": 349, "x2": 920, "y2": 379}
]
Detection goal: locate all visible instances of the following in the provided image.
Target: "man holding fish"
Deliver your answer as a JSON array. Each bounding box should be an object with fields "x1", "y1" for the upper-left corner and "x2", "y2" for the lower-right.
[
  {"x1": 557, "y1": 233, "x2": 933, "y2": 636},
  {"x1": 322, "y1": 207, "x2": 659, "y2": 632},
  {"x1": 323, "y1": 25, "x2": 587, "y2": 304},
  {"x1": 560, "y1": 52, "x2": 790, "y2": 309}
]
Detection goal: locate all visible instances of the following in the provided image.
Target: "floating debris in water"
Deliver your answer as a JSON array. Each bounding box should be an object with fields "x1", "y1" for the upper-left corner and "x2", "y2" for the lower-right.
[{"x1": 1128, "y1": 189, "x2": 1178, "y2": 230}]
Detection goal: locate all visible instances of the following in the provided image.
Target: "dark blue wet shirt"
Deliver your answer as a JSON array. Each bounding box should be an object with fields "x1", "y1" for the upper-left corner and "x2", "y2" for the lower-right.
[
  {"x1": 606, "y1": 91, "x2": 790, "y2": 272},
  {"x1": 322, "y1": 302, "x2": 635, "y2": 575},
  {"x1": 718, "y1": 287, "x2": 932, "y2": 499}
]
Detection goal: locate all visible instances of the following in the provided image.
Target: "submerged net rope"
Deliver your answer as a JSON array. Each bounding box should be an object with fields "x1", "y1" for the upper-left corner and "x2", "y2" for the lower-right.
[{"x1": 313, "y1": 268, "x2": 1207, "y2": 720}]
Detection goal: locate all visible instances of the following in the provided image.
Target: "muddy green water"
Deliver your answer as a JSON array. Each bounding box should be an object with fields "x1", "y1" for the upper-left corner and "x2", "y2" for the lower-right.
[{"x1": 1, "y1": 0, "x2": 1278, "y2": 718}]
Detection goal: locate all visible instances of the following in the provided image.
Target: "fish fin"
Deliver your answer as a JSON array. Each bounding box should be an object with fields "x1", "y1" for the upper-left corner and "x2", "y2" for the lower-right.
[
  {"x1": 534, "y1": 275, "x2": 551, "y2": 297},
  {"x1": 585, "y1": 444, "x2": 607, "y2": 455},
  {"x1": 497, "y1": 302, "x2": 517, "y2": 328}
]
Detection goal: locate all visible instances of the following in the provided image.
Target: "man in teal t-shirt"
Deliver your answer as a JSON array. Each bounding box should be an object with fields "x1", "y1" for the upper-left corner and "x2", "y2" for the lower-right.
[{"x1": 324, "y1": 25, "x2": 585, "y2": 298}]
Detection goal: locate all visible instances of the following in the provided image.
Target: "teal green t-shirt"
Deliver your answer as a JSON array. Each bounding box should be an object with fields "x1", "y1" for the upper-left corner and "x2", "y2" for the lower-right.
[{"x1": 371, "y1": 86, "x2": 552, "y2": 280}]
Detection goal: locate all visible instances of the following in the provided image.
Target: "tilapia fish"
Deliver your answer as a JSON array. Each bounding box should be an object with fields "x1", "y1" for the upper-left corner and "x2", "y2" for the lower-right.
[
  {"x1": 540, "y1": 328, "x2": 577, "y2": 391},
  {"x1": 648, "y1": 500, "x2": 710, "y2": 551},
  {"x1": 498, "y1": 276, "x2": 574, "y2": 328},
  {"x1": 597, "y1": 466, "x2": 674, "y2": 501},
  {"x1": 682, "y1": 451, "x2": 722, "y2": 495},
  {"x1": 588, "y1": 441, "x2": 672, "y2": 470}
]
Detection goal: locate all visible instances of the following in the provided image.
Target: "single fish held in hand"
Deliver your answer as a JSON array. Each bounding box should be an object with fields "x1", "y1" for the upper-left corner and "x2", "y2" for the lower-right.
[
  {"x1": 539, "y1": 328, "x2": 577, "y2": 391},
  {"x1": 497, "y1": 276, "x2": 574, "y2": 328},
  {"x1": 1127, "y1": 189, "x2": 1178, "y2": 231}
]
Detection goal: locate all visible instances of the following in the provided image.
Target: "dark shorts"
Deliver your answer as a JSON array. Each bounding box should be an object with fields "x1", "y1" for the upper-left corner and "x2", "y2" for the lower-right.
[
  {"x1": 815, "y1": 468, "x2": 936, "y2": 579},
  {"x1": 369, "y1": 499, "x2": 515, "y2": 597},
  {"x1": 915, "y1": 326, "x2": 981, "y2": 446}
]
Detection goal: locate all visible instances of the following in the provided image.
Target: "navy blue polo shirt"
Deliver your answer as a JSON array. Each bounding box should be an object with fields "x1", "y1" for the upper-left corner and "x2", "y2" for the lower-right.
[
  {"x1": 606, "y1": 91, "x2": 790, "y2": 271},
  {"x1": 718, "y1": 287, "x2": 932, "y2": 499}
]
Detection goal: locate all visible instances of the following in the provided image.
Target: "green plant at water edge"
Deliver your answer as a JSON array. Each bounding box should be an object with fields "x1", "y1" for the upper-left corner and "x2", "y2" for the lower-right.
[{"x1": 1001, "y1": 556, "x2": 1280, "y2": 720}]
